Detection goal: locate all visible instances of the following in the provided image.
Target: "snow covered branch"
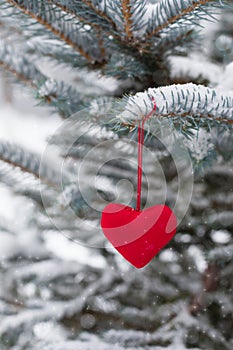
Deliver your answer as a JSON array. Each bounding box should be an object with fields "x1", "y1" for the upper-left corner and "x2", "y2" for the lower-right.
[
  {"x1": 0, "y1": 142, "x2": 59, "y2": 187},
  {"x1": 118, "y1": 83, "x2": 233, "y2": 127},
  {"x1": 0, "y1": 43, "x2": 83, "y2": 116},
  {"x1": 0, "y1": 44, "x2": 45, "y2": 87}
]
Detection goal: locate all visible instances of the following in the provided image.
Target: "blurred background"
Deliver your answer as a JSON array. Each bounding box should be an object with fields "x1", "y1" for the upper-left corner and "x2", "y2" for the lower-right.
[{"x1": 0, "y1": 1, "x2": 232, "y2": 349}]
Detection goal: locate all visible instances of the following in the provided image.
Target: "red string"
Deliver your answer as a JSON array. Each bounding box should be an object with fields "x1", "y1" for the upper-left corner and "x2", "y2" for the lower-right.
[
  {"x1": 136, "y1": 98, "x2": 157, "y2": 211},
  {"x1": 136, "y1": 124, "x2": 144, "y2": 211}
]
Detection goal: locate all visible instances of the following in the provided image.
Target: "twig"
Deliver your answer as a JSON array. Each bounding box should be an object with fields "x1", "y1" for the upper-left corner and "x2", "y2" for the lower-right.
[
  {"x1": 122, "y1": 0, "x2": 133, "y2": 38},
  {"x1": 0, "y1": 61, "x2": 36, "y2": 89},
  {"x1": 0, "y1": 155, "x2": 57, "y2": 188},
  {"x1": 120, "y1": 111, "x2": 233, "y2": 129},
  {"x1": 0, "y1": 60, "x2": 55, "y2": 106}
]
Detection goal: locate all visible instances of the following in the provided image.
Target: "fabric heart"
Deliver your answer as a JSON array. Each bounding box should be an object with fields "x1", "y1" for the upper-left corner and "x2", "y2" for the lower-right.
[{"x1": 101, "y1": 203, "x2": 177, "y2": 268}]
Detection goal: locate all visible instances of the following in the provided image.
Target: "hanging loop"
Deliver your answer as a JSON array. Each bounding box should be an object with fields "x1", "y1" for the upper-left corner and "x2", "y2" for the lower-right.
[{"x1": 136, "y1": 98, "x2": 157, "y2": 211}]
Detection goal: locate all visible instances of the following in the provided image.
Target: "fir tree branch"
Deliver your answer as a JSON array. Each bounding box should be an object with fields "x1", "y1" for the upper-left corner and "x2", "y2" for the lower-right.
[
  {"x1": 146, "y1": 0, "x2": 221, "y2": 39},
  {"x1": 49, "y1": 0, "x2": 93, "y2": 27},
  {"x1": 162, "y1": 28, "x2": 195, "y2": 49},
  {"x1": 0, "y1": 43, "x2": 83, "y2": 117},
  {"x1": 118, "y1": 83, "x2": 233, "y2": 128},
  {"x1": 122, "y1": 0, "x2": 133, "y2": 38},
  {"x1": 37, "y1": 79, "x2": 83, "y2": 117},
  {"x1": 0, "y1": 142, "x2": 73, "y2": 195},
  {"x1": 0, "y1": 60, "x2": 36, "y2": 90},
  {"x1": 0, "y1": 57, "x2": 82, "y2": 116},
  {"x1": 48, "y1": 0, "x2": 107, "y2": 60},
  {"x1": 5, "y1": 0, "x2": 94, "y2": 63},
  {"x1": 26, "y1": 38, "x2": 88, "y2": 69},
  {"x1": 0, "y1": 142, "x2": 57, "y2": 188},
  {"x1": 0, "y1": 160, "x2": 50, "y2": 206},
  {"x1": 81, "y1": 0, "x2": 117, "y2": 31},
  {"x1": 0, "y1": 43, "x2": 46, "y2": 90}
]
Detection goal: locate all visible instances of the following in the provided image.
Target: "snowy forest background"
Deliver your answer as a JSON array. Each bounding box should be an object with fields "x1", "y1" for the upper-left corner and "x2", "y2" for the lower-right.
[{"x1": 0, "y1": 0, "x2": 232, "y2": 349}]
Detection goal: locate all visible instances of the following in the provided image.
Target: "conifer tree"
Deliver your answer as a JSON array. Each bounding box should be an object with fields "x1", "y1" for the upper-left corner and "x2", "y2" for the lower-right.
[{"x1": 0, "y1": 1, "x2": 232, "y2": 349}]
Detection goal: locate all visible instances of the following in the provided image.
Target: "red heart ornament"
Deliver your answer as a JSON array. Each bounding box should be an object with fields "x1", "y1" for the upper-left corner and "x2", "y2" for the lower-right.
[{"x1": 101, "y1": 203, "x2": 177, "y2": 268}]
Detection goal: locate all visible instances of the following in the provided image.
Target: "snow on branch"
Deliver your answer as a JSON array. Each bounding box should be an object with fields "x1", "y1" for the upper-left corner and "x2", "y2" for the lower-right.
[
  {"x1": 118, "y1": 83, "x2": 233, "y2": 126},
  {"x1": 0, "y1": 43, "x2": 82, "y2": 116},
  {"x1": 0, "y1": 142, "x2": 60, "y2": 187},
  {"x1": 169, "y1": 55, "x2": 223, "y2": 85},
  {"x1": 0, "y1": 43, "x2": 45, "y2": 86}
]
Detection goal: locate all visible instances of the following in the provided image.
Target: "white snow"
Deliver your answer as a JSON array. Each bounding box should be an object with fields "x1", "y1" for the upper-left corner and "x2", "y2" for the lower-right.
[
  {"x1": 0, "y1": 105, "x2": 60, "y2": 153},
  {"x1": 118, "y1": 83, "x2": 233, "y2": 122},
  {"x1": 33, "y1": 321, "x2": 68, "y2": 341},
  {"x1": 183, "y1": 128, "x2": 214, "y2": 161},
  {"x1": 187, "y1": 245, "x2": 207, "y2": 272},
  {"x1": 159, "y1": 248, "x2": 179, "y2": 262},
  {"x1": 0, "y1": 185, "x2": 46, "y2": 259},
  {"x1": 170, "y1": 54, "x2": 223, "y2": 86},
  {"x1": 217, "y1": 61, "x2": 233, "y2": 93},
  {"x1": 210, "y1": 230, "x2": 231, "y2": 244},
  {"x1": 43, "y1": 230, "x2": 106, "y2": 268}
]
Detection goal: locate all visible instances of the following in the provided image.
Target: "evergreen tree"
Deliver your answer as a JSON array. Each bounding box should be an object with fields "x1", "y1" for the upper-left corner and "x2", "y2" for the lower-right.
[{"x1": 0, "y1": 1, "x2": 232, "y2": 349}]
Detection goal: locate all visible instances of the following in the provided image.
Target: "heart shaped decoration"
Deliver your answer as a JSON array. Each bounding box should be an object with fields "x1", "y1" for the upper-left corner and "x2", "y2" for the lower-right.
[{"x1": 101, "y1": 203, "x2": 177, "y2": 268}]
